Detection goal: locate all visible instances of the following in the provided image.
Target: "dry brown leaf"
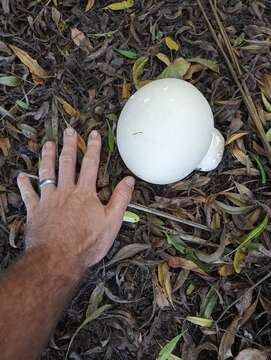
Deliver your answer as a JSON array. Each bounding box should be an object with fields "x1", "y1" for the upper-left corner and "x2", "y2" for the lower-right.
[
  {"x1": 184, "y1": 64, "x2": 205, "y2": 80},
  {"x1": 225, "y1": 132, "x2": 249, "y2": 146},
  {"x1": 152, "y1": 271, "x2": 170, "y2": 309},
  {"x1": 231, "y1": 144, "x2": 253, "y2": 167},
  {"x1": 0, "y1": 137, "x2": 11, "y2": 156},
  {"x1": 9, "y1": 44, "x2": 47, "y2": 81},
  {"x1": 218, "y1": 317, "x2": 241, "y2": 360},
  {"x1": 168, "y1": 256, "x2": 207, "y2": 276},
  {"x1": 106, "y1": 243, "x2": 150, "y2": 267},
  {"x1": 122, "y1": 79, "x2": 131, "y2": 99},
  {"x1": 71, "y1": 28, "x2": 93, "y2": 51},
  {"x1": 157, "y1": 262, "x2": 173, "y2": 306},
  {"x1": 156, "y1": 52, "x2": 171, "y2": 66},
  {"x1": 85, "y1": 0, "x2": 95, "y2": 12},
  {"x1": 234, "y1": 349, "x2": 267, "y2": 360},
  {"x1": 263, "y1": 74, "x2": 271, "y2": 100},
  {"x1": 77, "y1": 133, "x2": 87, "y2": 154},
  {"x1": 56, "y1": 97, "x2": 80, "y2": 118}
]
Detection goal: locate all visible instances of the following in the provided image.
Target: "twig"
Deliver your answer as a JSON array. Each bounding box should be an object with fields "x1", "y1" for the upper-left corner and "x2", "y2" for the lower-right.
[
  {"x1": 196, "y1": 0, "x2": 271, "y2": 165},
  {"x1": 128, "y1": 203, "x2": 211, "y2": 231}
]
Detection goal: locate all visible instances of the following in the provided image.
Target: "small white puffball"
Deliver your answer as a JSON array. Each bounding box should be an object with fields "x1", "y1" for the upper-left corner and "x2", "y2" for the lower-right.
[{"x1": 117, "y1": 78, "x2": 224, "y2": 185}]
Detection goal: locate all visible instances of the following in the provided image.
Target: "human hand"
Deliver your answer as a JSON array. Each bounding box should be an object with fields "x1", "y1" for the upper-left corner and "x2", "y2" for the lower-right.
[{"x1": 17, "y1": 128, "x2": 134, "y2": 270}]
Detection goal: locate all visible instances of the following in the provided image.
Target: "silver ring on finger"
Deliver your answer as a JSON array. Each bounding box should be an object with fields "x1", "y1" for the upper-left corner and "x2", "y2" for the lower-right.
[{"x1": 39, "y1": 178, "x2": 56, "y2": 189}]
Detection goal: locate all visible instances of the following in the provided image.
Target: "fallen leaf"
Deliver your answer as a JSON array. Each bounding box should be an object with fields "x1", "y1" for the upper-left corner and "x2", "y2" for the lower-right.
[
  {"x1": 103, "y1": 0, "x2": 134, "y2": 11},
  {"x1": 187, "y1": 57, "x2": 219, "y2": 73},
  {"x1": 123, "y1": 211, "x2": 140, "y2": 223},
  {"x1": 165, "y1": 36, "x2": 180, "y2": 51},
  {"x1": 0, "y1": 137, "x2": 11, "y2": 156},
  {"x1": 71, "y1": 28, "x2": 93, "y2": 51},
  {"x1": 266, "y1": 128, "x2": 271, "y2": 142},
  {"x1": 158, "y1": 262, "x2": 173, "y2": 306},
  {"x1": 251, "y1": 154, "x2": 266, "y2": 185},
  {"x1": 106, "y1": 243, "x2": 150, "y2": 266},
  {"x1": 0, "y1": 76, "x2": 20, "y2": 87},
  {"x1": 153, "y1": 271, "x2": 170, "y2": 308},
  {"x1": 202, "y1": 287, "x2": 218, "y2": 319},
  {"x1": 85, "y1": 0, "x2": 95, "y2": 12},
  {"x1": 262, "y1": 92, "x2": 271, "y2": 112},
  {"x1": 56, "y1": 97, "x2": 80, "y2": 118},
  {"x1": 115, "y1": 48, "x2": 137, "y2": 59},
  {"x1": 234, "y1": 349, "x2": 267, "y2": 360},
  {"x1": 77, "y1": 133, "x2": 87, "y2": 154},
  {"x1": 197, "y1": 229, "x2": 226, "y2": 263},
  {"x1": 186, "y1": 316, "x2": 214, "y2": 328},
  {"x1": 86, "y1": 282, "x2": 104, "y2": 317},
  {"x1": 183, "y1": 64, "x2": 205, "y2": 80},
  {"x1": 132, "y1": 56, "x2": 149, "y2": 89},
  {"x1": 16, "y1": 100, "x2": 29, "y2": 110},
  {"x1": 156, "y1": 52, "x2": 171, "y2": 66},
  {"x1": 233, "y1": 249, "x2": 246, "y2": 274},
  {"x1": 122, "y1": 79, "x2": 131, "y2": 99},
  {"x1": 225, "y1": 132, "x2": 249, "y2": 146},
  {"x1": 168, "y1": 256, "x2": 207, "y2": 276},
  {"x1": 263, "y1": 74, "x2": 271, "y2": 100},
  {"x1": 219, "y1": 317, "x2": 241, "y2": 360},
  {"x1": 9, "y1": 44, "x2": 47, "y2": 82},
  {"x1": 65, "y1": 304, "x2": 112, "y2": 360},
  {"x1": 158, "y1": 332, "x2": 185, "y2": 360},
  {"x1": 51, "y1": 7, "x2": 61, "y2": 29},
  {"x1": 159, "y1": 58, "x2": 190, "y2": 79},
  {"x1": 218, "y1": 264, "x2": 235, "y2": 277}
]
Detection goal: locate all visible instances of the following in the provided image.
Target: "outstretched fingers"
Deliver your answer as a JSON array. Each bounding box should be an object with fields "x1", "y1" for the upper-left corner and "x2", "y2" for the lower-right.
[
  {"x1": 106, "y1": 176, "x2": 135, "y2": 221},
  {"x1": 17, "y1": 174, "x2": 39, "y2": 217}
]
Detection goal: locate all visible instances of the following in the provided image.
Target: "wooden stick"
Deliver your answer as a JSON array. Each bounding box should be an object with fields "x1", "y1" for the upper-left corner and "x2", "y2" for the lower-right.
[
  {"x1": 128, "y1": 203, "x2": 211, "y2": 231},
  {"x1": 196, "y1": 0, "x2": 271, "y2": 165}
]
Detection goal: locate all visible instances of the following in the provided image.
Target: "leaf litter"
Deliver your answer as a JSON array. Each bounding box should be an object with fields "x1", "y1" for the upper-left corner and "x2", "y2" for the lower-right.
[{"x1": 1, "y1": 1, "x2": 271, "y2": 359}]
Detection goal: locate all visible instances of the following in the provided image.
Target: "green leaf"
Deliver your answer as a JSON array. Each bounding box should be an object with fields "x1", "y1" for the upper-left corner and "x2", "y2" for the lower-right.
[
  {"x1": 165, "y1": 232, "x2": 185, "y2": 254},
  {"x1": 266, "y1": 128, "x2": 271, "y2": 142},
  {"x1": 107, "y1": 122, "x2": 115, "y2": 153},
  {"x1": 158, "y1": 331, "x2": 186, "y2": 360},
  {"x1": 103, "y1": 0, "x2": 134, "y2": 10},
  {"x1": 16, "y1": 100, "x2": 29, "y2": 110},
  {"x1": 233, "y1": 248, "x2": 246, "y2": 273},
  {"x1": 233, "y1": 213, "x2": 269, "y2": 254},
  {"x1": 251, "y1": 154, "x2": 267, "y2": 185},
  {"x1": 132, "y1": 56, "x2": 149, "y2": 89},
  {"x1": 158, "y1": 58, "x2": 190, "y2": 79},
  {"x1": 187, "y1": 57, "x2": 219, "y2": 73},
  {"x1": 262, "y1": 92, "x2": 271, "y2": 112},
  {"x1": 202, "y1": 287, "x2": 218, "y2": 319},
  {"x1": 115, "y1": 49, "x2": 138, "y2": 59},
  {"x1": 123, "y1": 211, "x2": 140, "y2": 223},
  {"x1": 65, "y1": 304, "x2": 112, "y2": 360},
  {"x1": 0, "y1": 76, "x2": 20, "y2": 87},
  {"x1": 165, "y1": 36, "x2": 180, "y2": 51},
  {"x1": 186, "y1": 316, "x2": 214, "y2": 328}
]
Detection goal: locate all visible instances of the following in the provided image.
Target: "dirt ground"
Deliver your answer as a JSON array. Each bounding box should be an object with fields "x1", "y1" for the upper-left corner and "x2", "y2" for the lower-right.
[{"x1": 1, "y1": 0, "x2": 271, "y2": 359}]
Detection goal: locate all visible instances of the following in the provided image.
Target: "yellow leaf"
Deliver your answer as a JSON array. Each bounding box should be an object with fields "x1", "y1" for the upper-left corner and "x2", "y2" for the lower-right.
[
  {"x1": 233, "y1": 248, "x2": 246, "y2": 273},
  {"x1": 186, "y1": 316, "x2": 214, "y2": 328},
  {"x1": 122, "y1": 79, "x2": 131, "y2": 99},
  {"x1": 77, "y1": 133, "x2": 87, "y2": 154},
  {"x1": 132, "y1": 56, "x2": 149, "y2": 90},
  {"x1": 218, "y1": 264, "x2": 235, "y2": 277},
  {"x1": 165, "y1": 36, "x2": 180, "y2": 51},
  {"x1": 225, "y1": 131, "x2": 249, "y2": 146},
  {"x1": 158, "y1": 262, "x2": 173, "y2": 306},
  {"x1": 57, "y1": 97, "x2": 80, "y2": 118},
  {"x1": 9, "y1": 45, "x2": 47, "y2": 81},
  {"x1": 103, "y1": 0, "x2": 134, "y2": 11},
  {"x1": 156, "y1": 52, "x2": 171, "y2": 66},
  {"x1": 0, "y1": 137, "x2": 11, "y2": 156},
  {"x1": 85, "y1": 0, "x2": 95, "y2": 12}
]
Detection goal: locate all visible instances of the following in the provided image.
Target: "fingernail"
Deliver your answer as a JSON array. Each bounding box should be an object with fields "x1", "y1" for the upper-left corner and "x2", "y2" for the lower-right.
[
  {"x1": 90, "y1": 130, "x2": 99, "y2": 138},
  {"x1": 65, "y1": 128, "x2": 75, "y2": 136},
  {"x1": 125, "y1": 176, "x2": 135, "y2": 187}
]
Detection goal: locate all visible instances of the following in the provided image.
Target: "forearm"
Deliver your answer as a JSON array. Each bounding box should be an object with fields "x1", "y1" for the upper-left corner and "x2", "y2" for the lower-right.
[{"x1": 0, "y1": 244, "x2": 84, "y2": 360}]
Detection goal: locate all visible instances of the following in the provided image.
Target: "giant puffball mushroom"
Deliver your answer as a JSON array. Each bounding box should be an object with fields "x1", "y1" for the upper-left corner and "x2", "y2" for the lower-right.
[{"x1": 117, "y1": 78, "x2": 225, "y2": 185}]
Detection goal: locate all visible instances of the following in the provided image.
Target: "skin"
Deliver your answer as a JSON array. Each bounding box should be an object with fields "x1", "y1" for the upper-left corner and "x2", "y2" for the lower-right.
[{"x1": 0, "y1": 128, "x2": 134, "y2": 360}]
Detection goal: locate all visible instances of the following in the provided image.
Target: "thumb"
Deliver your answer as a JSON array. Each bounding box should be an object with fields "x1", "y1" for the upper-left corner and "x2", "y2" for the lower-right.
[{"x1": 106, "y1": 176, "x2": 135, "y2": 220}]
